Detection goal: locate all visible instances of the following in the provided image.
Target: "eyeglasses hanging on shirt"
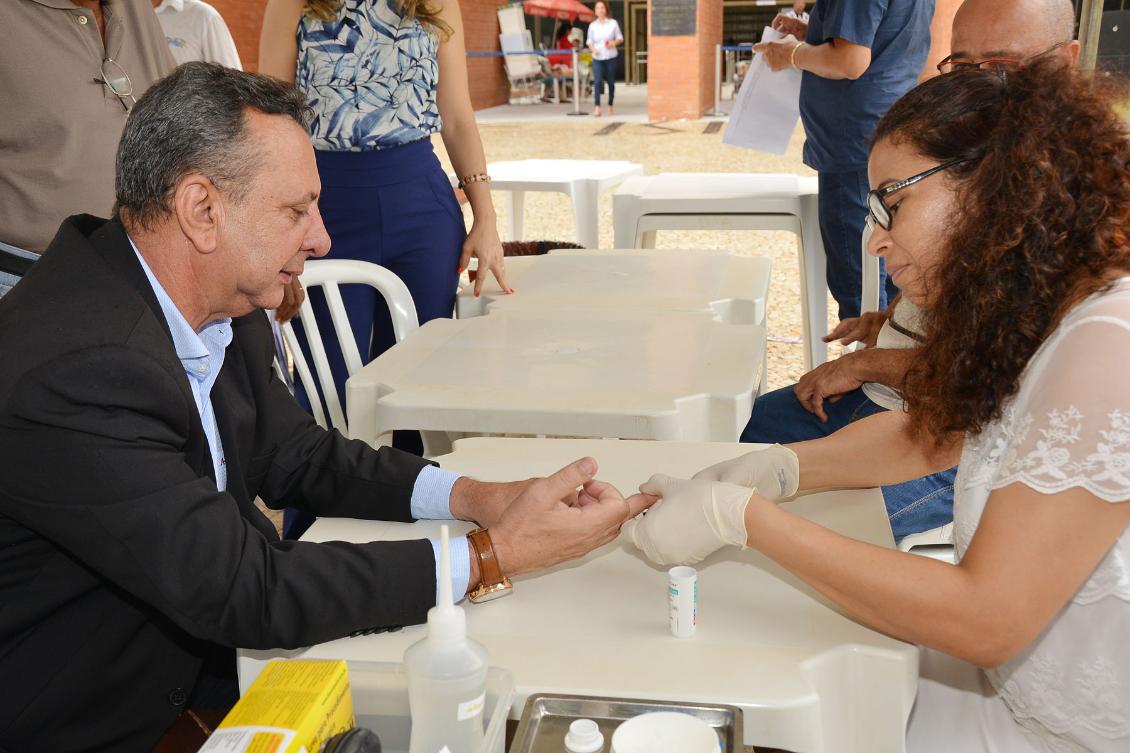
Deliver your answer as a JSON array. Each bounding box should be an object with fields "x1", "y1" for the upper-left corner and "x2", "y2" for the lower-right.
[{"x1": 95, "y1": 58, "x2": 136, "y2": 111}]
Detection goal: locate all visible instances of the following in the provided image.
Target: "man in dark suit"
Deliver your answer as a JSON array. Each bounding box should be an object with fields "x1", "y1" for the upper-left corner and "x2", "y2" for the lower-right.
[{"x1": 0, "y1": 63, "x2": 653, "y2": 753}]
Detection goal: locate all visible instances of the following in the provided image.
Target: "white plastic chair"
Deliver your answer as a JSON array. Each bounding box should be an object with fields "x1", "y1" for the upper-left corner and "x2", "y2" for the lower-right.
[{"x1": 281, "y1": 259, "x2": 418, "y2": 437}]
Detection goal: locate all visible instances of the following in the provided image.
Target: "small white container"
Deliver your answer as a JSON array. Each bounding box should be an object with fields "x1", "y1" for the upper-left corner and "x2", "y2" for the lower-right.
[
  {"x1": 564, "y1": 718, "x2": 605, "y2": 753},
  {"x1": 668, "y1": 566, "x2": 697, "y2": 638},
  {"x1": 611, "y1": 712, "x2": 719, "y2": 753}
]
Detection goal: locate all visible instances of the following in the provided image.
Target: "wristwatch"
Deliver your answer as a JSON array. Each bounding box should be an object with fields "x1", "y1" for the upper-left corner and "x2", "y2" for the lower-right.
[{"x1": 466, "y1": 528, "x2": 513, "y2": 603}]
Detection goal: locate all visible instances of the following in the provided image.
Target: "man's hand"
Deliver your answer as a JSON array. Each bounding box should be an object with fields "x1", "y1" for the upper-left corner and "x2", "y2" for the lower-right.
[
  {"x1": 449, "y1": 477, "x2": 533, "y2": 529},
  {"x1": 276, "y1": 276, "x2": 305, "y2": 324},
  {"x1": 771, "y1": 14, "x2": 807, "y2": 38},
  {"x1": 794, "y1": 352, "x2": 865, "y2": 422},
  {"x1": 823, "y1": 311, "x2": 888, "y2": 348},
  {"x1": 488, "y1": 458, "x2": 658, "y2": 577},
  {"x1": 753, "y1": 34, "x2": 800, "y2": 72},
  {"x1": 692, "y1": 444, "x2": 799, "y2": 500},
  {"x1": 622, "y1": 475, "x2": 754, "y2": 565}
]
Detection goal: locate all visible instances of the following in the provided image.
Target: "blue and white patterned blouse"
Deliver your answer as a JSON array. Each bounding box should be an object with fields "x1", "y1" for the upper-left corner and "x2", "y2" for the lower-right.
[{"x1": 296, "y1": 0, "x2": 442, "y2": 151}]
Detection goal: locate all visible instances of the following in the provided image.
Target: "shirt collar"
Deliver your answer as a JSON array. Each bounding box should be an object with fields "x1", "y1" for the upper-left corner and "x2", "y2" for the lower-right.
[
  {"x1": 128, "y1": 236, "x2": 232, "y2": 375},
  {"x1": 154, "y1": 0, "x2": 184, "y2": 13}
]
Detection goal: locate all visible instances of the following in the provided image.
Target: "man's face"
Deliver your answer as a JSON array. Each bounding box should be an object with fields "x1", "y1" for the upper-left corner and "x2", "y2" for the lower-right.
[
  {"x1": 950, "y1": 0, "x2": 1079, "y2": 68},
  {"x1": 215, "y1": 112, "x2": 330, "y2": 316},
  {"x1": 793, "y1": 0, "x2": 805, "y2": 14}
]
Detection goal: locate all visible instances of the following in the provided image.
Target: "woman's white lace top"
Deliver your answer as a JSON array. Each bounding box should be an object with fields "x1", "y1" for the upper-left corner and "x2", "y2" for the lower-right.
[{"x1": 953, "y1": 278, "x2": 1130, "y2": 753}]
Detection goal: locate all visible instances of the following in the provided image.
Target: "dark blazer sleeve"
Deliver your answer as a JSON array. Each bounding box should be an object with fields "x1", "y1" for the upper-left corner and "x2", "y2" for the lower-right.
[
  {"x1": 230, "y1": 311, "x2": 435, "y2": 520},
  {"x1": 0, "y1": 338, "x2": 435, "y2": 649}
]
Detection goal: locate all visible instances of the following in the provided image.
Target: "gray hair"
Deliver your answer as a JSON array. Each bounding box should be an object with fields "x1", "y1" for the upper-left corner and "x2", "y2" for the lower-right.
[{"x1": 115, "y1": 62, "x2": 310, "y2": 230}]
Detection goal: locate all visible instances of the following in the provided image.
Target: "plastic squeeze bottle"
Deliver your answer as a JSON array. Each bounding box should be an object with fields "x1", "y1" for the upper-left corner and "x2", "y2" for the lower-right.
[{"x1": 405, "y1": 525, "x2": 490, "y2": 753}]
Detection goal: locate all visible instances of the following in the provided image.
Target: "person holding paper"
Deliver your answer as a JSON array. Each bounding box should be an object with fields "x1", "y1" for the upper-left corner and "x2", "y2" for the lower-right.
[{"x1": 755, "y1": 0, "x2": 932, "y2": 320}]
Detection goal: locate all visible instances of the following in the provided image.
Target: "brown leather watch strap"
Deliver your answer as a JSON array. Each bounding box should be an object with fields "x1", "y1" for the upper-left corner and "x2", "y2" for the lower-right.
[{"x1": 467, "y1": 528, "x2": 504, "y2": 588}]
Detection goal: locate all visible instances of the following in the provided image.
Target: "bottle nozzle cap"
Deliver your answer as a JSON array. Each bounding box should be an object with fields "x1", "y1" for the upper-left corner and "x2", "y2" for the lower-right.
[{"x1": 565, "y1": 718, "x2": 604, "y2": 753}]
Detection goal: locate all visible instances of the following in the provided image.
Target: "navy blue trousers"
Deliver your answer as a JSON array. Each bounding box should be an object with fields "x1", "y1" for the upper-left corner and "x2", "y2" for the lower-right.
[
  {"x1": 592, "y1": 58, "x2": 616, "y2": 107},
  {"x1": 285, "y1": 139, "x2": 465, "y2": 538},
  {"x1": 818, "y1": 170, "x2": 900, "y2": 319}
]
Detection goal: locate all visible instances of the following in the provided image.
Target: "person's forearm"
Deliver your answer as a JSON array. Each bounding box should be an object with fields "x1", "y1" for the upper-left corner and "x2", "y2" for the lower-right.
[
  {"x1": 258, "y1": 0, "x2": 303, "y2": 84},
  {"x1": 789, "y1": 410, "x2": 961, "y2": 492},
  {"x1": 745, "y1": 497, "x2": 1001, "y2": 665},
  {"x1": 441, "y1": 120, "x2": 496, "y2": 224},
  {"x1": 793, "y1": 38, "x2": 870, "y2": 80},
  {"x1": 846, "y1": 347, "x2": 916, "y2": 387}
]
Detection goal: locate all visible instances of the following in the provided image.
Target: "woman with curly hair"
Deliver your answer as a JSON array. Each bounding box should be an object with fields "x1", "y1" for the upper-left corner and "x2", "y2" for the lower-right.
[{"x1": 624, "y1": 61, "x2": 1130, "y2": 752}]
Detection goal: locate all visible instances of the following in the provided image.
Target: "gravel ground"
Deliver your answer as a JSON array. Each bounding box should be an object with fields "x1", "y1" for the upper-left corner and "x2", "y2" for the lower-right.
[{"x1": 433, "y1": 121, "x2": 846, "y2": 393}]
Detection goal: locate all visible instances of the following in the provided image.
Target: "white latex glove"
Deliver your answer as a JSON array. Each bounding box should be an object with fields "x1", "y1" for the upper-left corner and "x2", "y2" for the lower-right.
[
  {"x1": 691, "y1": 444, "x2": 799, "y2": 500},
  {"x1": 621, "y1": 475, "x2": 754, "y2": 565}
]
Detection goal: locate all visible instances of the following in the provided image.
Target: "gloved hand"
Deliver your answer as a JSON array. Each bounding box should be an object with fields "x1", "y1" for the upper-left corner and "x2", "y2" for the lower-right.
[
  {"x1": 691, "y1": 444, "x2": 799, "y2": 500},
  {"x1": 621, "y1": 475, "x2": 754, "y2": 565}
]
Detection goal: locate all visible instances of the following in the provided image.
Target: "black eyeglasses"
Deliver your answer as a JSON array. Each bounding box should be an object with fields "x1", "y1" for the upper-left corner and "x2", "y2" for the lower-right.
[
  {"x1": 94, "y1": 58, "x2": 136, "y2": 111},
  {"x1": 867, "y1": 158, "x2": 971, "y2": 231},
  {"x1": 936, "y1": 41, "x2": 1071, "y2": 75}
]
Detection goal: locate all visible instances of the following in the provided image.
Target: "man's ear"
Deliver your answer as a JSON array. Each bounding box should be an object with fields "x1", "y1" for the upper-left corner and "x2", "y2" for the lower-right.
[
  {"x1": 1065, "y1": 40, "x2": 1081, "y2": 67},
  {"x1": 173, "y1": 174, "x2": 223, "y2": 255}
]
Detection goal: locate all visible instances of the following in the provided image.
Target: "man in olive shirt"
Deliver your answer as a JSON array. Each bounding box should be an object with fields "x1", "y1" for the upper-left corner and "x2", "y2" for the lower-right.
[{"x1": 0, "y1": 0, "x2": 174, "y2": 253}]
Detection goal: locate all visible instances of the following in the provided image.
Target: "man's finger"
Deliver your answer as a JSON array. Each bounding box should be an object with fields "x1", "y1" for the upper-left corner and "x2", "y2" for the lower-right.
[
  {"x1": 813, "y1": 395, "x2": 828, "y2": 423},
  {"x1": 538, "y1": 457, "x2": 599, "y2": 502},
  {"x1": 624, "y1": 492, "x2": 659, "y2": 518}
]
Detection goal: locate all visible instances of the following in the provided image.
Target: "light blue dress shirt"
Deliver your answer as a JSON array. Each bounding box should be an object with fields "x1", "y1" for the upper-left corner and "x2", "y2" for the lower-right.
[{"x1": 129, "y1": 239, "x2": 469, "y2": 602}]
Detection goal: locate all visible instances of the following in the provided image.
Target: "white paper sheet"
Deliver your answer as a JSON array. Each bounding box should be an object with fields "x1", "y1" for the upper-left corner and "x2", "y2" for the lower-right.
[{"x1": 722, "y1": 26, "x2": 803, "y2": 155}]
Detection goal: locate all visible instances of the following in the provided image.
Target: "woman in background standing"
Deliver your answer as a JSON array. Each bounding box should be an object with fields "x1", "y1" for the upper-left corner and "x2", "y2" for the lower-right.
[
  {"x1": 261, "y1": 0, "x2": 511, "y2": 536},
  {"x1": 586, "y1": 0, "x2": 622, "y2": 116}
]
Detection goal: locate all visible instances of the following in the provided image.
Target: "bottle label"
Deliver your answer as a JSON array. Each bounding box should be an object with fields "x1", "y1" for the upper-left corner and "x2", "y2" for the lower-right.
[{"x1": 457, "y1": 692, "x2": 485, "y2": 721}]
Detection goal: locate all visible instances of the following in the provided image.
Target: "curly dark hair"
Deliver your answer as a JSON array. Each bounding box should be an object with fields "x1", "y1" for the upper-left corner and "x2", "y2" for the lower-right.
[{"x1": 871, "y1": 62, "x2": 1130, "y2": 441}]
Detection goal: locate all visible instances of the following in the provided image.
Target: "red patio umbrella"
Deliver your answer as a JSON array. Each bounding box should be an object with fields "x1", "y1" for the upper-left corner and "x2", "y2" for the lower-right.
[{"x1": 522, "y1": 0, "x2": 594, "y2": 23}]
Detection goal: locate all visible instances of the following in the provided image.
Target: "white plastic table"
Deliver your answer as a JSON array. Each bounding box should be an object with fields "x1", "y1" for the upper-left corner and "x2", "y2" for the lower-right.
[
  {"x1": 484, "y1": 159, "x2": 644, "y2": 248},
  {"x1": 237, "y1": 438, "x2": 917, "y2": 753},
  {"x1": 457, "y1": 248, "x2": 773, "y2": 326},
  {"x1": 345, "y1": 310, "x2": 764, "y2": 451},
  {"x1": 612, "y1": 173, "x2": 839, "y2": 370}
]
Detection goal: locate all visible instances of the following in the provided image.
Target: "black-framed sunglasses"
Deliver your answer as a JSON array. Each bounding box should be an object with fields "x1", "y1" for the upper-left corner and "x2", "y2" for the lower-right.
[
  {"x1": 866, "y1": 158, "x2": 972, "y2": 231},
  {"x1": 94, "y1": 57, "x2": 136, "y2": 111}
]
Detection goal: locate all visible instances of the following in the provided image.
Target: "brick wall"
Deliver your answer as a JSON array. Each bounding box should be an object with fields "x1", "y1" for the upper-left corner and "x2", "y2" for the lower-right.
[
  {"x1": 647, "y1": 0, "x2": 723, "y2": 121},
  {"x1": 208, "y1": 0, "x2": 267, "y2": 71},
  {"x1": 459, "y1": 0, "x2": 509, "y2": 109},
  {"x1": 207, "y1": 0, "x2": 507, "y2": 109}
]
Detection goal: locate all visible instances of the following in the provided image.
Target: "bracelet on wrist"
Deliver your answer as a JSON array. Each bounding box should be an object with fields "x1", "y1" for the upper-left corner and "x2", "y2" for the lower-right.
[
  {"x1": 790, "y1": 42, "x2": 805, "y2": 71},
  {"x1": 457, "y1": 173, "x2": 491, "y2": 189}
]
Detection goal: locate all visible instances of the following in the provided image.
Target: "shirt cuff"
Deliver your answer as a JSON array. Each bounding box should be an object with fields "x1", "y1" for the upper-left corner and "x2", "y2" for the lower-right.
[
  {"x1": 410, "y1": 465, "x2": 462, "y2": 520},
  {"x1": 429, "y1": 535, "x2": 471, "y2": 605}
]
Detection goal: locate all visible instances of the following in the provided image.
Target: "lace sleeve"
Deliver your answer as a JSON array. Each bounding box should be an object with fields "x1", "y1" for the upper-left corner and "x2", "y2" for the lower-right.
[{"x1": 992, "y1": 314, "x2": 1130, "y2": 502}]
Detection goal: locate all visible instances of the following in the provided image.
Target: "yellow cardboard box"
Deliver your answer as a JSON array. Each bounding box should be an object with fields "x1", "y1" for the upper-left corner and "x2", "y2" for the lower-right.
[{"x1": 197, "y1": 660, "x2": 354, "y2": 753}]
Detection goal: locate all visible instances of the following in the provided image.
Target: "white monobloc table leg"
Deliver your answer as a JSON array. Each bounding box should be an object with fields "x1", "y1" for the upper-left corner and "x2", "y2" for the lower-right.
[
  {"x1": 507, "y1": 191, "x2": 526, "y2": 242},
  {"x1": 569, "y1": 180, "x2": 600, "y2": 248}
]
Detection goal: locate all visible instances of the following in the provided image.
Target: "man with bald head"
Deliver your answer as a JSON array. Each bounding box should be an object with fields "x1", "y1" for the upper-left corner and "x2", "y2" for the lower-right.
[{"x1": 946, "y1": 0, "x2": 1079, "y2": 71}]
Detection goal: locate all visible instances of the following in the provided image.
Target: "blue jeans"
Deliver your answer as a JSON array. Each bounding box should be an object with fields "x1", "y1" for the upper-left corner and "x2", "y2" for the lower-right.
[
  {"x1": 740, "y1": 385, "x2": 955, "y2": 542},
  {"x1": 818, "y1": 170, "x2": 900, "y2": 320},
  {"x1": 592, "y1": 58, "x2": 616, "y2": 107}
]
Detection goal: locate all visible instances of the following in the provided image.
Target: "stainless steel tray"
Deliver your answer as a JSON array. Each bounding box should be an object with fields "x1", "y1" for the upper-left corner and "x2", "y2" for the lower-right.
[{"x1": 509, "y1": 693, "x2": 745, "y2": 753}]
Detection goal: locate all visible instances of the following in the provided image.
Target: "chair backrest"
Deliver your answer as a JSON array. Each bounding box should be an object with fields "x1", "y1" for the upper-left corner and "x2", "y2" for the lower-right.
[
  {"x1": 500, "y1": 31, "x2": 540, "y2": 79},
  {"x1": 0, "y1": 240, "x2": 37, "y2": 299},
  {"x1": 281, "y1": 259, "x2": 418, "y2": 433}
]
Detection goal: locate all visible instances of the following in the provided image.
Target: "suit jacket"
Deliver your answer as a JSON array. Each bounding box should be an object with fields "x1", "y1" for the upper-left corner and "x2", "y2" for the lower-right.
[{"x1": 0, "y1": 217, "x2": 438, "y2": 753}]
